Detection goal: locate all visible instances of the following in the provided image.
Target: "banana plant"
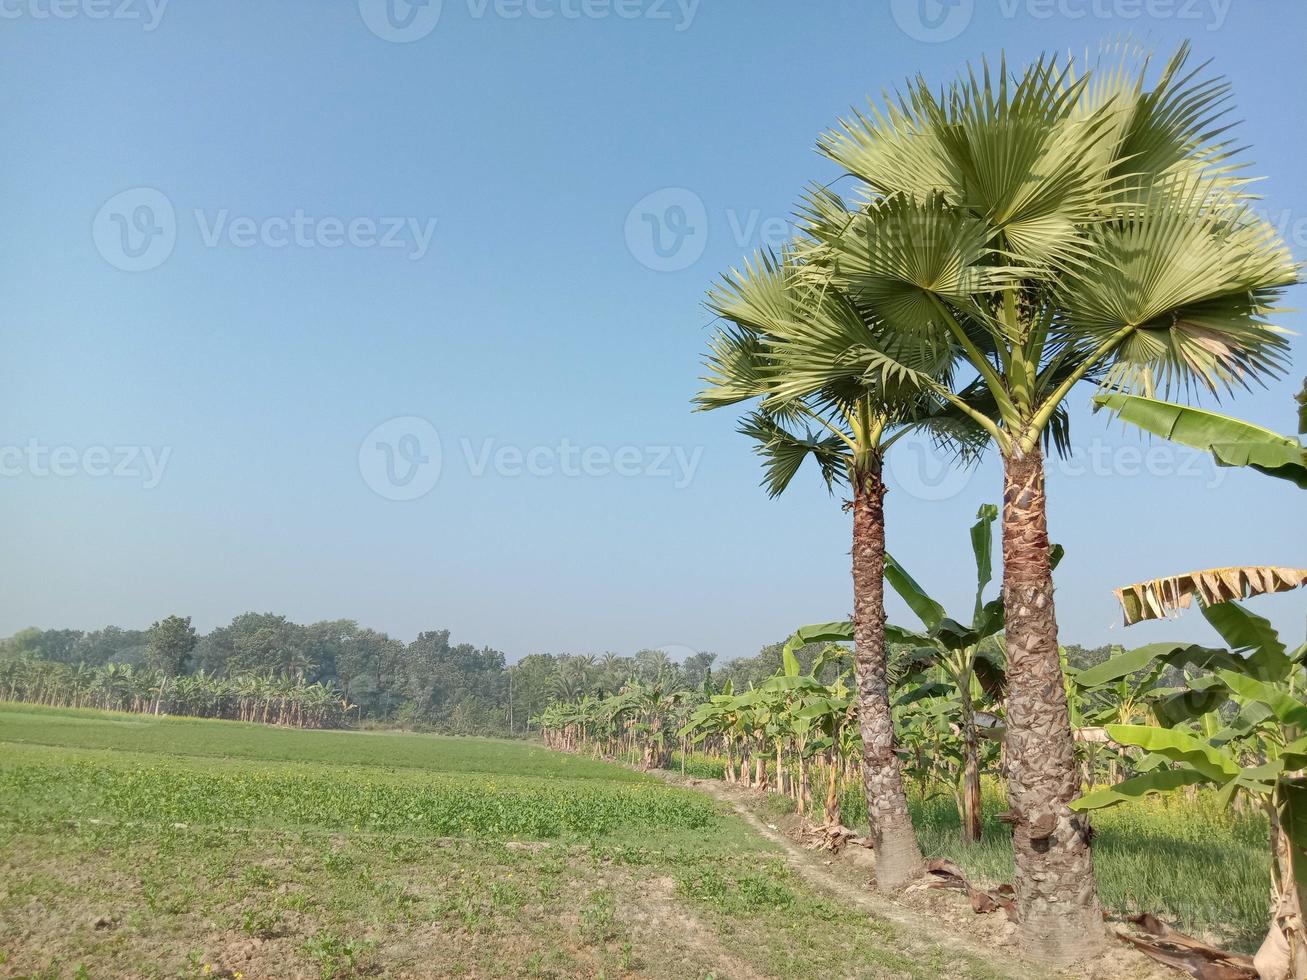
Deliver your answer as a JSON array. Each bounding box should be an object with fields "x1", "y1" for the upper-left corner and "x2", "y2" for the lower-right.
[
  {"x1": 880, "y1": 504, "x2": 1046, "y2": 842},
  {"x1": 1070, "y1": 599, "x2": 1307, "y2": 979},
  {"x1": 1093, "y1": 383, "x2": 1307, "y2": 489},
  {"x1": 779, "y1": 506, "x2": 1054, "y2": 841}
]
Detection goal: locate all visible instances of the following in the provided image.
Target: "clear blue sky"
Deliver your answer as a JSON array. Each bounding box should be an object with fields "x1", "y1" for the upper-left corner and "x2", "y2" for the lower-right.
[{"x1": 2, "y1": 0, "x2": 1304, "y2": 663}]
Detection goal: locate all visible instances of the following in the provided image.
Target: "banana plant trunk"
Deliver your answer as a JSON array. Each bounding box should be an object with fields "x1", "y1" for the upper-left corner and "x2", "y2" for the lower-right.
[
  {"x1": 851, "y1": 463, "x2": 924, "y2": 891},
  {"x1": 1001, "y1": 446, "x2": 1103, "y2": 964},
  {"x1": 1255, "y1": 782, "x2": 1307, "y2": 980},
  {"x1": 960, "y1": 697, "x2": 982, "y2": 844},
  {"x1": 796, "y1": 751, "x2": 810, "y2": 817},
  {"x1": 824, "y1": 750, "x2": 841, "y2": 824}
]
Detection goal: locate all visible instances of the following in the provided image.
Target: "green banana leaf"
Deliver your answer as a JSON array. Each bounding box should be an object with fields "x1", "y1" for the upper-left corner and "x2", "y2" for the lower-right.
[
  {"x1": 1152, "y1": 684, "x2": 1230, "y2": 726},
  {"x1": 1072, "y1": 641, "x2": 1235, "y2": 688},
  {"x1": 1215, "y1": 670, "x2": 1307, "y2": 727},
  {"x1": 1202, "y1": 601, "x2": 1290, "y2": 681},
  {"x1": 1094, "y1": 391, "x2": 1307, "y2": 488},
  {"x1": 1106, "y1": 724, "x2": 1241, "y2": 781},
  {"x1": 780, "y1": 621, "x2": 854, "y2": 677},
  {"x1": 969, "y1": 503, "x2": 997, "y2": 625},
  {"x1": 884, "y1": 554, "x2": 947, "y2": 630},
  {"x1": 1071, "y1": 767, "x2": 1210, "y2": 811}
]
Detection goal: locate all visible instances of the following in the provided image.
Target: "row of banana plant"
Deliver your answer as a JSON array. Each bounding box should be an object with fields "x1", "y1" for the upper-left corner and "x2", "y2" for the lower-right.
[
  {"x1": 538, "y1": 438, "x2": 1305, "y2": 974},
  {"x1": 0, "y1": 656, "x2": 353, "y2": 729}
]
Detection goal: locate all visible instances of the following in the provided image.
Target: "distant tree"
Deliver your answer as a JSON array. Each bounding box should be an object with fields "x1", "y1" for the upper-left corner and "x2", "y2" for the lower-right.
[
  {"x1": 680, "y1": 651, "x2": 717, "y2": 692},
  {"x1": 633, "y1": 649, "x2": 676, "y2": 685},
  {"x1": 146, "y1": 615, "x2": 197, "y2": 677}
]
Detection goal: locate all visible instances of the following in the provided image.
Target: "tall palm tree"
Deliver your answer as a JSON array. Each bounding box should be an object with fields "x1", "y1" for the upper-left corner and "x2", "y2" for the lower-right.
[
  {"x1": 811, "y1": 43, "x2": 1297, "y2": 963},
  {"x1": 696, "y1": 243, "x2": 986, "y2": 891}
]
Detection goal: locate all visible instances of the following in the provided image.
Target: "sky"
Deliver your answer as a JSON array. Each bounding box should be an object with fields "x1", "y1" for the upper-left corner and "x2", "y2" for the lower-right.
[{"x1": 2, "y1": 0, "x2": 1304, "y2": 664}]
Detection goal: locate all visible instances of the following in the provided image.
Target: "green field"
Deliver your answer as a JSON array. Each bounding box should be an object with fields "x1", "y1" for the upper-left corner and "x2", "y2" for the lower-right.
[{"x1": 0, "y1": 705, "x2": 1015, "y2": 980}]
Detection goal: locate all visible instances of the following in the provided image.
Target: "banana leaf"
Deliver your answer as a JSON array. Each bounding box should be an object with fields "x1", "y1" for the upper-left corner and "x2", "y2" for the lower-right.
[
  {"x1": 1094, "y1": 391, "x2": 1307, "y2": 488},
  {"x1": 1071, "y1": 768, "x2": 1210, "y2": 811}
]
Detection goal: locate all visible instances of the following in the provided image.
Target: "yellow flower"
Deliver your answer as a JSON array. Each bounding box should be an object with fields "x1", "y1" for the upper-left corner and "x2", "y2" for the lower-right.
[{"x1": 202, "y1": 967, "x2": 212, "y2": 976}]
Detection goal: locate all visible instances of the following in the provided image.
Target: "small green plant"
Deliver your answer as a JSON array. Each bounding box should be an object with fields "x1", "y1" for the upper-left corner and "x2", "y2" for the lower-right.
[
  {"x1": 240, "y1": 905, "x2": 282, "y2": 939},
  {"x1": 578, "y1": 889, "x2": 618, "y2": 944},
  {"x1": 241, "y1": 865, "x2": 276, "y2": 889},
  {"x1": 301, "y1": 929, "x2": 370, "y2": 980}
]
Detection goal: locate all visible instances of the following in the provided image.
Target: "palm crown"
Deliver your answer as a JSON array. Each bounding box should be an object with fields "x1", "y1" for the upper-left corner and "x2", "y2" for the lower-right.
[{"x1": 809, "y1": 42, "x2": 1297, "y2": 455}]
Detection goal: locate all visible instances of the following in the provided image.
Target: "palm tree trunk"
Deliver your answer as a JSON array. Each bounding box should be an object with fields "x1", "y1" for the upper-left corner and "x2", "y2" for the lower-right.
[
  {"x1": 1001, "y1": 445, "x2": 1103, "y2": 964},
  {"x1": 851, "y1": 464, "x2": 923, "y2": 891}
]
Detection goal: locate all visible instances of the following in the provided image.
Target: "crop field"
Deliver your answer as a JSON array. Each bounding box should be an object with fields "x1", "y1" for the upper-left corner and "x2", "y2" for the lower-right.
[{"x1": 0, "y1": 704, "x2": 1016, "y2": 980}]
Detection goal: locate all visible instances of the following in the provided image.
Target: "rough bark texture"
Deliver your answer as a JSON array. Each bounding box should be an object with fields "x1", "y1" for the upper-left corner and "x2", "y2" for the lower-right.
[
  {"x1": 852, "y1": 466, "x2": 924, "y2": 892},
  {"x1": 1002, "y1": 446, "x2": 1104, "y2": 965}
]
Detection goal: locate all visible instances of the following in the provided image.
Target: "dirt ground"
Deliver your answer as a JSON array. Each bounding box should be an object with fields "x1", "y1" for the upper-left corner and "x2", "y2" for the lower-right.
[{"x1": 658, "y1": 771, "x2": 1179, "y2": 980}]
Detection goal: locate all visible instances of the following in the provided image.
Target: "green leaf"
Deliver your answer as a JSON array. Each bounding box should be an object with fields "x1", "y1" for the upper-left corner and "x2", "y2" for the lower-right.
[
  {"x1": 1073, "y1": 642, "x2": 1234, "y2": 688},
  {"x1": 1093, "y1": 392, "x2": 1307, "y2": 489},
  {"x1": 1211, "y1": 700, "x2": 1274, "y2": 745},
  {"x1": 1279, "y1": 737, "x2": 1307, "y2": 772},
  {"x1": 969, "y1": 504, "x2": 997, "y2": 624},
  {"x1": 1214, "y1": 670, "x2": 1307, "y2": 727},
  {"x1": 1070, "y1": 768, "x2": 1210, "y2": 811},
  {"x1": 1105, "y1": 724, "x2": 1240, "y2": 781},
  {"x1": 930, "y1": 618, "x2": 980, "y2": 652},
  {"x1": 894, "y1": 681, "x2": 951, "y2": 707},
  {"x1": 780, "y1": 622, "x2": 854, "y2": 678},
  {"x1": 884, "y1": 554, "x2": 946, "y2": 630},
  {"x1": 1152, "y1": 684, "x2": 1229, "y2": 726},
  {"x1": 1201, "y1": 601, "x2": 1290, "y2": 681},
  {"x1": 884, "y1": 624, "x2": 933, "y2": 647}
]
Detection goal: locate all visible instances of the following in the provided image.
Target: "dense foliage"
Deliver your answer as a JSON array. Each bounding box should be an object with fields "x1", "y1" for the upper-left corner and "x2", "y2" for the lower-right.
[{"x1": 0, "y1": 616, "x2": 943, "y2": 735}]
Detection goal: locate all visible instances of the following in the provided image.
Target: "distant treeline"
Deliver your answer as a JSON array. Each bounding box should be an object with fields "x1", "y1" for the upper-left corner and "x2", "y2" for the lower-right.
[{"x1": 0, "y1": 615, "x2": 1117, "y2": 735}]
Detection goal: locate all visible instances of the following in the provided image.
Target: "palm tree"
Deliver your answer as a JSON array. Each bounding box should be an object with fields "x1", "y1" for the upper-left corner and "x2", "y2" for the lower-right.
[
  {"x1": 811, "y1": 43, "x2": 1297, "y2": 962},
  {"x1": 696, "y1": 244, "x2": 984, "y2": 891}
]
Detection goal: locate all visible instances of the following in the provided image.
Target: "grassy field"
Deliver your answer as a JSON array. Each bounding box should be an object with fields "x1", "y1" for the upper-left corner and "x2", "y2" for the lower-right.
[
  {"x1": 0, "y1": 705, "x2": 1015, "y2": 980},
  {"x1": 674, "y1": 751, "x2": 1272, "y2": 952}
]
